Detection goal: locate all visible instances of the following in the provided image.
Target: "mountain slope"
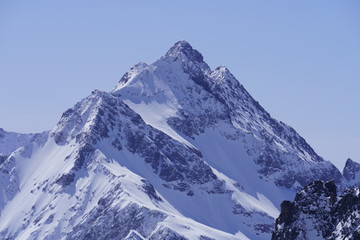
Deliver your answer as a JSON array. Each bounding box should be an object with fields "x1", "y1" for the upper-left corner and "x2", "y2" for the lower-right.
[
  {"x1": 0, "y1": 100, "x2": 243, "y2": 239},
  {"x1": 0, "y1": 128, "x2": 38, "y2": 157},
  {"x1": 0, "y1": 41, "x2": 345, "y2": 240},
  {"x1": 113, "y1": 41, "x2": 341, "y2": 189}
]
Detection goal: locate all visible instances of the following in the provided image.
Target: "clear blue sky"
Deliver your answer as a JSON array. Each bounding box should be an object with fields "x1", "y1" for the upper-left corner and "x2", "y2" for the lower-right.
[{"x1": 0, "y1": 0, "x2": 359, "y2": 169}]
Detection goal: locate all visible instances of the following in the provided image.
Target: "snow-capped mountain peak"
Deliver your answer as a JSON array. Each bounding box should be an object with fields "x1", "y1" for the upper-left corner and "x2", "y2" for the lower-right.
[
  {"x1": 165, "y1": 40, "x2": 204, "y2": 63},
  {"x1": 0, "y1": 41, "x2": 354, "y2": 240},
  {"x1": 113, "y1": 41, "x2": 341, "y2": 188}
]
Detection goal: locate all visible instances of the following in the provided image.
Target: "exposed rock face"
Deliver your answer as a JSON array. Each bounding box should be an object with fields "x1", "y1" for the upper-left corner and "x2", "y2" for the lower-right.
[
  {"x1": 272, "y1": 180, "x2": 360, "y2": 240},
  {"x1": 332, "y1": 188, "x2": 360, "y2": 239},
  {"x1": 343, "y1": 158, "x2": 360, "y2": 187}
]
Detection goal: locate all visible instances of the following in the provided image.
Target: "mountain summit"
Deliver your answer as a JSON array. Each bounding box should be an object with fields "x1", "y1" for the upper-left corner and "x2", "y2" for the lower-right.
[
  {"x1": 0, "y1": 41, "x2": 350, "y2": 240},
  {"x1": 165, "y1": 40, "x2": 204, "y2": 63}
]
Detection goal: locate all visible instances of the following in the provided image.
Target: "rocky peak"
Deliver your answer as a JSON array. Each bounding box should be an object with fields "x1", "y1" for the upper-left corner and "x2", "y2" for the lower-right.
[
  {"x1": 117, "y1": 62, "x2": 149, "y2": 86},
  {"x1": 210, "y1": 66, "x2": 243, "y2": 91},
  {"x1": 294, "y1": 180, "x2": 337, "y2": 205},
  {"x1": 164, "y1": 41, "x2": 211, "y2": 84},
  {"x1": 343, "y1": 158, "x2": 360, "y2": 182},
  {"x1": 213, "y1": 66, "x2": 231, "y2": 77},
  {"x1": 165, "y1": 40, "x2": 204, "y2": 63},
  {"x1": 272, "y1": 181, "x2": 337, "y2": 240},
  {"x1": 273, "y1": 181, "x2": 360, "y2": 240}
]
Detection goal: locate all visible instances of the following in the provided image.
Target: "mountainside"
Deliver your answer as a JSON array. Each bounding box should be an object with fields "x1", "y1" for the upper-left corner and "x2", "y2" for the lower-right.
[
  {"x1": 0, "y1": 128, "x2": 37, "y2": 157},
  {"x1": 272, "y1": 180, "x2": 360, "y2": 240},
  {"x1": 0, "y1": 41, "x2": 352, "y2": 240}
]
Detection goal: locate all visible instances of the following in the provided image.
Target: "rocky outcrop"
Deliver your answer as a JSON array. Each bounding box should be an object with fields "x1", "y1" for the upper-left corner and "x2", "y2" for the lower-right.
[
  {"x1": 272, "y1": 180, "x2": 360, "y2": 240},
  {"x1": 343, "y1": 158, "x2": 360, "y2": 187}
]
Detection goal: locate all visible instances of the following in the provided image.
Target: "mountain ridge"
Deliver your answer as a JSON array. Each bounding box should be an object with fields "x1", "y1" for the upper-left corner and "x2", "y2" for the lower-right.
[{"x1": 0, "y1": 41, "x2": 357, "y2": 240}]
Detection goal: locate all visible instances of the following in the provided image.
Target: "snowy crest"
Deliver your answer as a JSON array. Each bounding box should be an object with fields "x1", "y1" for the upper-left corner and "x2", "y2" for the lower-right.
[{"x1": 165, "y1": 40, "x2": 204, "y2": 63}]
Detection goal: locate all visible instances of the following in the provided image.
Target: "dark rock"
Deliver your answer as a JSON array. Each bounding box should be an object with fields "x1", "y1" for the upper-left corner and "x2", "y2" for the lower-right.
[
  {"x1": 74, "y1": 144, "x2": 94, "y2": 171},
  {"x1": 273, "y1": 181, "x2": 360, "y2": 240},
  {"x1": 0, "y1": 154, "x2": 7, "y2": 165},
  {"x1": 141, "y1": 179, "x2": 162, "y2": 202},
  {"x1": 56, "y1": 173, "x2": 75, "y2": 188},
  {"x1": 343, "y1": 158, "x2": 360, "y2": 182}
]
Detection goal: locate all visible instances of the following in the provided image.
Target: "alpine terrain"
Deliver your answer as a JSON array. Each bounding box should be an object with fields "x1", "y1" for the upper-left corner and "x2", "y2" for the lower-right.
[
  {"x1": 272, "y1": 180, "x2": 360, "y2": 240},
  {"x1": 0, "y1": 41, "x2": 357, "y2": 240}
]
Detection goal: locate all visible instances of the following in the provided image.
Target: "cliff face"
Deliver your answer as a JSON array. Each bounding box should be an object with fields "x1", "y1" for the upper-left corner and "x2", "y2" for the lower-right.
[{"x1": 273, "y1": 180, "x2": 360, "y2": 240}]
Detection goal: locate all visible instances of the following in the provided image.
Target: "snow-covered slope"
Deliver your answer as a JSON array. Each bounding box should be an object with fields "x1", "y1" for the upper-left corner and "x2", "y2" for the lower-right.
[
  {"x1": 0, "y1": 91, "x2": 247, "y2": 240},
  {"x1": 0, "y1": 41, "x2": 348, "y2": 240},
  {"x1": 113, "y1": 41, "x2": 341, "y2": 189},
  {"x1": 0, "y1": 136, "x2": 242, "y2": 240},
  {"x1": 0, "y1": 128, "x2": 37, "y2": 156}
]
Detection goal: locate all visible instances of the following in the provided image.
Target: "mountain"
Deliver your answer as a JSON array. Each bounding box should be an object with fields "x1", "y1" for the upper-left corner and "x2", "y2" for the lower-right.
[
  {"x1": 343, "y1": 158, "x2": 360, "y2": 188},
  {"x1": 0, "y1": 128, "x2": 48, "y2": 170},
  {"x1": 0, "y1": 41, "x2": 347, "y2": 239},
  {"x1": 272, "y1": 180, "x2": 360, "y2": 240},
  {"x1": 0, "y1": 128, "x2": 36, "y2": 157}
]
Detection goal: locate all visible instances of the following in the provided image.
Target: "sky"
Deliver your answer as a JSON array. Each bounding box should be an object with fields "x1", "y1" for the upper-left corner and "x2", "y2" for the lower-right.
[{"x1": 0, "y1": 0, "x2": 359, "y2": 169}]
